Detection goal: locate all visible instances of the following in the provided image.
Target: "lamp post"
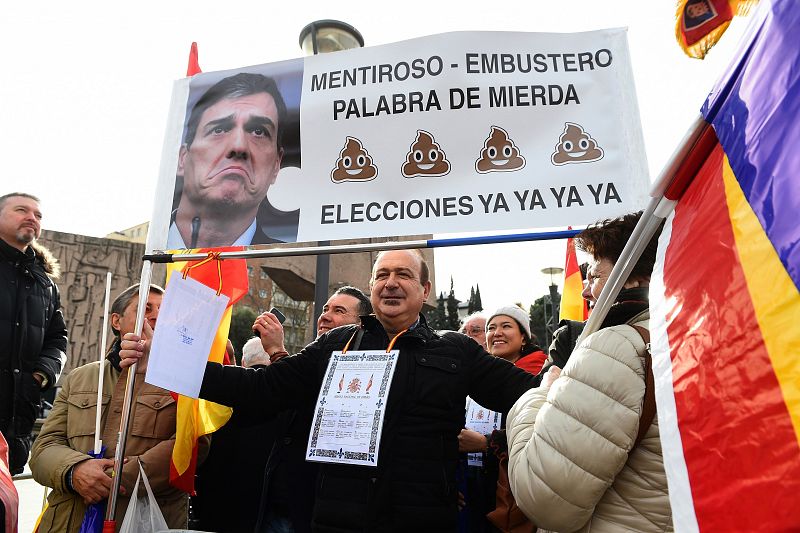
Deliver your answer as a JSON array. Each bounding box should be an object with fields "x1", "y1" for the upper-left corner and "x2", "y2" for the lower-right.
[
  {"x1": 299, "y1": 20, "x2": 364, "y2": 336},
  {"x1": 540, "y1": 266, "x2": 564, "y2": 348}
]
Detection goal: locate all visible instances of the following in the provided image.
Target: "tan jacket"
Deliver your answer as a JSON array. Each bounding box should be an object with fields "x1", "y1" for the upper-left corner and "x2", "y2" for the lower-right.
[
  {"x1": 506, "y1": 312, "x2": 672, "y2": 532},
  {"x1": 30, "y1": 357, "x2": 208, "y2": 532}
]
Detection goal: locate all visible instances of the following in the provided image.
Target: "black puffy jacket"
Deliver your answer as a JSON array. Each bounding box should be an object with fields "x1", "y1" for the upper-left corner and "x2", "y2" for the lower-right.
[
  {"x1": 0, "y1": 239, "x2": 67, "y2": 474},
  {"x1": 201, "y1": 314, "x2": 537, "y2": 532}
]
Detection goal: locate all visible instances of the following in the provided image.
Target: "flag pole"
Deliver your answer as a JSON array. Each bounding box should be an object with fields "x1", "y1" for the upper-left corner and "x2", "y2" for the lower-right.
[
  {"x1": 93, "y1": 272, "x2": 112, "y2": 456},
  {"x1": 104, "y1": 261, "x2": 153, "y2": 528},
  {"x1": 142, "y1": 229, "x2": 582, "y2": 264},
  {"x1": 577, "y1": 114, "x2": 712, "y2": 343}
]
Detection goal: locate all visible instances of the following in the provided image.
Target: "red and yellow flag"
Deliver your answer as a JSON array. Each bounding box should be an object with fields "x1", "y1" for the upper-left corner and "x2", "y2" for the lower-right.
[
  {"x1": 167, "y1": 247, "x2": 248, "y2": 493},
  {"x1": 559, "y1": 237, "x2": 588, "y2": 322},
  {"x1": 675, "y1": 0, "x2": 756, "y2": 59}
]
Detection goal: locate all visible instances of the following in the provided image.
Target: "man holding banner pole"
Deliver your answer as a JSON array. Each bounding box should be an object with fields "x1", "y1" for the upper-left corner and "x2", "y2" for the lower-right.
[
  {"x1": 121, "y1": 249, "x2": 538, "y2": 531},
  {"x1": 30, "y1": 284, "x2": 208, "y2": 531}
]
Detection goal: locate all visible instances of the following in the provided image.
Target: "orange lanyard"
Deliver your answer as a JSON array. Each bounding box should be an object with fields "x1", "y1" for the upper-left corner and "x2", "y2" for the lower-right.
[{"x1": 342, "y1": 328, "x2": 408, "y2": 353}]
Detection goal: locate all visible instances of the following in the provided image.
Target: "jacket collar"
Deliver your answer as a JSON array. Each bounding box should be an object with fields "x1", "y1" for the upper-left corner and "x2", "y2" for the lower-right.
[
  {"x1": 0, "y1": 237, "x2": 51, "y2": 287},
  {"x1": 0, "y1": 236, "x2": 31, "y2": 262},
  {"x1": 359, "y1": 313, "x2": 436, "y2": 342},
  {"x1": 106, "y1": 339, "x2": 123, "y2": 372},
  {"x1": 600, "y1": 287, "x2": 650, "y2": 329}
]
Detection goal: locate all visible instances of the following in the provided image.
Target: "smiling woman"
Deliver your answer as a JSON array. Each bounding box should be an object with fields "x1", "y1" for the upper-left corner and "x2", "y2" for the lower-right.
[{"x1": 486, "y1": 305, "x2": 546, "y2": 374}]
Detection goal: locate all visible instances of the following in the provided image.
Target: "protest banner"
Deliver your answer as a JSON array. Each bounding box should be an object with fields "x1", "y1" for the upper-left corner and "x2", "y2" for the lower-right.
[{"x1": 149, "y1": 29, "x2": 649, "y2": 250}]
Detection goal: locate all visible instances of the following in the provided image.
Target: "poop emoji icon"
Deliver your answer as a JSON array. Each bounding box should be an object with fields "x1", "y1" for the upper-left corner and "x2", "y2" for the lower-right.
[
  {"x1": 475, "y1": 126, "x2": 526, "y2": 174},
  {"x1": 401, "y1": 130, "x2": 451, "y2": 178},
  {"x1": 331, "y1": 137, "x2": 378, "y2": 183},
  {"x1": 551, "y1": 123, "x2": 604, "y2": 166}
]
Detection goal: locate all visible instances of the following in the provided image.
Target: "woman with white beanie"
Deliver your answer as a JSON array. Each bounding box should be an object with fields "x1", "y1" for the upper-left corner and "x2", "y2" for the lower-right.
[
  {"x1": 486, "y1": 305, "x2": 547, "y2": 375},
  {"x1": 459, "y1": 305, "x2": 545, "y2": 532}
]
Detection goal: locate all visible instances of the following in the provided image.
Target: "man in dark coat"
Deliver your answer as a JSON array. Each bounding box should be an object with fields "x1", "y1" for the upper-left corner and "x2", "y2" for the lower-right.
[
  {"x1": 0, "y1": 192, "x2": 67, "y2": 475},
  {"x1": 122, "y1": 250, "x2": 538, "y2": 532}
]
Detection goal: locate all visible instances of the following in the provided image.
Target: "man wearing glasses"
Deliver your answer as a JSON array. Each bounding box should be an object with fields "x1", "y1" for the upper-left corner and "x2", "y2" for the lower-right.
[
  {"x1": 460, "y1": 312, "x2": 487, "y2": 350},
  {"x1": 254, "y1": 286, "x2": 372, "y2": 363}
]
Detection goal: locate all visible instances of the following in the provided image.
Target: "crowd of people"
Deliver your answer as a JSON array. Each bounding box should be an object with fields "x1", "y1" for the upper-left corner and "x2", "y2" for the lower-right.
[{"x1": 1, "y1": 189, "x2": 671, "y2": 533}]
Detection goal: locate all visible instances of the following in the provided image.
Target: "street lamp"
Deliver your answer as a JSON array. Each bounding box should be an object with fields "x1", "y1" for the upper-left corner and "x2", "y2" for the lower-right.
[
  {"x1": 299, "y1": 20, "x2": 364, "y2": 336},
  {"x1": 540, "y1": 267, "x2": 564, "y2": 349},
  {"x1": 299, "y1": 20, "x2": 364, "y2": 55}
]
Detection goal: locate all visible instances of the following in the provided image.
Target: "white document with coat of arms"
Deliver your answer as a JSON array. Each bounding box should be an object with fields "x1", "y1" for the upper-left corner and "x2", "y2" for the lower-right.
[
  {"x1": 465, "y1": 397, "x2": 501, "y2": 467},
  {"x1": 145, "y1": 275, "x2": 229, "y2": 398},
  {"x1": 306, "y1": 350, "x2": 399, "y2": 467}
]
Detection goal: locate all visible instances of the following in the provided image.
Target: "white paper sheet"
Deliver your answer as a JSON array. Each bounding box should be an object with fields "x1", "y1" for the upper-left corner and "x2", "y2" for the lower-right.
[
  {"x1": 465, "y1": 397, "x2": 502, "y2": 467},
  {"x1": 306, "y1": 350, "x2": 399, "y2": 467},
  {"x1": 145, "y1": 275, "x2": 229, "y2": 398}
]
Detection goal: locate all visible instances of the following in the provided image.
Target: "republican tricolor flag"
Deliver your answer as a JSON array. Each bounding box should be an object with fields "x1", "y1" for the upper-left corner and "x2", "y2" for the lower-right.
[{"x1": 651, "y1": 0, "x2": 800, "y2": 530}]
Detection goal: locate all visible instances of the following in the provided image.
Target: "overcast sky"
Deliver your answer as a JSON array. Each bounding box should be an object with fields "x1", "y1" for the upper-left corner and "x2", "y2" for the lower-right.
[{"x1": 0, "y1": 1, "x2": 748, "y2": 311}]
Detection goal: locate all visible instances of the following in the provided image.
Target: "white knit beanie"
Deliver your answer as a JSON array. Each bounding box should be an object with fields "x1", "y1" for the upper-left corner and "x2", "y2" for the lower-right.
[{"x1": 487, "y1": 305, "x2": 532, "y2": 339}]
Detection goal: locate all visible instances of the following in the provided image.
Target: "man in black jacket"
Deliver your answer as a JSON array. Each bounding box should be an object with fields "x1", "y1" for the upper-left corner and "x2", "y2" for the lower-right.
[
  {"x1": 122, "y1": 250, "x2": 538, "y2": 532},
  {"x1": 0, "y1": 192, "x2": 67, "y2": 475}
]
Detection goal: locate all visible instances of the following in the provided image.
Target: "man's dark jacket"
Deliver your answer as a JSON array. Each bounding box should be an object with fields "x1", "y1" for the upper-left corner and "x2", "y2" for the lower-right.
[
  {"x1": 0, "y1": 239, "x2": 67, "y2": 474},
  {"x1": 201, "y1": 314, "x2": 537, "y2": 532}
]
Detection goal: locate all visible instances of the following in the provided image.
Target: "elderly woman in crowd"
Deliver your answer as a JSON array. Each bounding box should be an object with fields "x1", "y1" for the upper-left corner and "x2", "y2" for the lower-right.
[{"x1": 506, "y1": 211, "x2": 672, "y2": 532}]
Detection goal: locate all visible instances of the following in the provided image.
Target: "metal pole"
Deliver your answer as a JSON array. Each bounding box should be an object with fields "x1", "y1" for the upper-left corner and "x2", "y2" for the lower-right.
[
  {"x1": 105, "y1": 261, "x2": 152, "y2": 522},
  {"x1": 314, "y1": 242, "x2": 330, "y2": 337},
  {"x1": 541, "y1": 291, "x2": 550, "y2": 348},
  {"x1": 576, "y1": 114, "x2": 711, "y2": 344},
  {"x1": 547, "y1": 282, "x2": 559, "y2": 346},
  {"x1": 143, "y1": 229, "x2": 582, "y2": 264},
  {"x1": 93, "y1": 272, "x2": 113, "y2": 455}
]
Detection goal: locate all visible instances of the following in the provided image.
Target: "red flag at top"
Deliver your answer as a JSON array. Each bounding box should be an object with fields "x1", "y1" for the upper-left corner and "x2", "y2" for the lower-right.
[
  {"x1": 186, "y1": 42, "x2": 201, "y2": 76},
  {"x1": 675, "y1": 0, "x2": 756, "y2": 59}
]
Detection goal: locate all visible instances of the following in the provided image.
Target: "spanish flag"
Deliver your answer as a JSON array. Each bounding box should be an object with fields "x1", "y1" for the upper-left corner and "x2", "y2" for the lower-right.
[
  {"x1": 675, "y1": 0, "x2": 756, "y2": 58},
  {"x1": 167, "y1": 247, "x2": 248, "y2": 493},
  {"x1": 559, "y1": 237, "x2": 588, "y2": 322},
  {"x1": 652, "y1": 1, "x2": 800, "y2": 529}
]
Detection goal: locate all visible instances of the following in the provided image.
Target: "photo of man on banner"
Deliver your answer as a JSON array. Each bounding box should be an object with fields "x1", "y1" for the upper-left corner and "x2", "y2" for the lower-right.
[{"x1": 167, "y1": 63, "x2": 302, "y2": 249}]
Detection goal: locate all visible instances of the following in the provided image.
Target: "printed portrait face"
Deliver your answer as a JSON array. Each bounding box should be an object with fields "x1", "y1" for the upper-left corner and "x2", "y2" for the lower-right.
[{"x1": 178, "y1": 92, "x2": 283, "y2": 215}]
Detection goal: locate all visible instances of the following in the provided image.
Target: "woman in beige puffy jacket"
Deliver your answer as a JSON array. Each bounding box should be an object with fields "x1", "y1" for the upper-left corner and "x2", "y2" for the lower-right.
[{"x1": 506, "y1": 212, "x2": 673, "y2": 533}]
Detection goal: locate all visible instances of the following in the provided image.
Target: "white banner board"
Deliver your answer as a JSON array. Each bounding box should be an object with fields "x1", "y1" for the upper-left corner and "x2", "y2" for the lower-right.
[{"x1": 149, "y1": 29, "x2": 649, "y2": 250}]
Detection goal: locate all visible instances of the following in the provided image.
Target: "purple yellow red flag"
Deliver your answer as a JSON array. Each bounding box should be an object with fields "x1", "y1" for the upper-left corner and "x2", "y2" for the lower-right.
[
  {"x1": 167, "y1": 247, "x2": 249, "y2": 493},
  {"x1": 675, "y1": 0, "x2": 756, "y2": 58},
  {"x1": 651, "y1": 1, "x2": 800, "y2": 530},
  {"x1": 559, "y1": 236, "x2": 588, "y2": 322}
]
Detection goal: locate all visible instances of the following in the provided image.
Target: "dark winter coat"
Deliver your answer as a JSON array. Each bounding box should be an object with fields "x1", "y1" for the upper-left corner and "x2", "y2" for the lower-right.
[
  {"x1": 200, "y1": 314, "x2": 538, "y2": 532},
  {"x1": 0, "y1": 239, "x2": 67, "y2": 474}
]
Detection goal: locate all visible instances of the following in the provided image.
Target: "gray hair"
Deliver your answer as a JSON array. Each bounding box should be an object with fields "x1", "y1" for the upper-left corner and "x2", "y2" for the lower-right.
[
  {"x1": 460, "y1": 312, "x2": 487, "y2": 333},
  {"x1": 242, "y1": 336, "x2": 270, "y2": 368},
  {"x1": 0, "y1": 192, "x2": 40, "y2": 212}
]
